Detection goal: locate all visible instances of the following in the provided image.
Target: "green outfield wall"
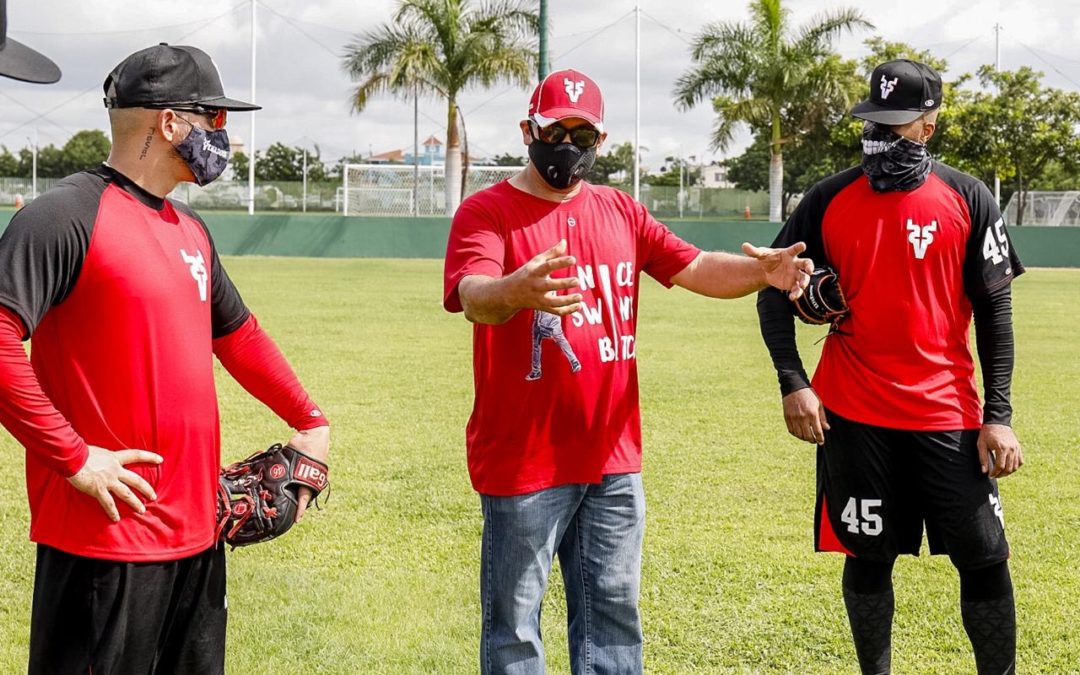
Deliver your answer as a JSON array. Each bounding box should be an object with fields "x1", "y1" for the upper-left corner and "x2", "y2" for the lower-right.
[{"x1": 1, "y1": 209, "x2": 1077, "y2": 267}]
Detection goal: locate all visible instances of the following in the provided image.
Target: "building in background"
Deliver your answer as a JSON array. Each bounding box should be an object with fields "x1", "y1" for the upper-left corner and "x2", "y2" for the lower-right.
[{"x1": 701, "y1": 162, "x2": 734, "y2": 189}]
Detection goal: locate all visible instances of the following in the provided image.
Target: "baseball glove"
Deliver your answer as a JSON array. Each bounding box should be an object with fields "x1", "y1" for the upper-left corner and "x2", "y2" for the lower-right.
[
  {"x1": 794, "y1": 267, "x2": 849, "y2": 326},
  {"x1": 216, "y1": 443, "x2": 329, "y2": 548}
]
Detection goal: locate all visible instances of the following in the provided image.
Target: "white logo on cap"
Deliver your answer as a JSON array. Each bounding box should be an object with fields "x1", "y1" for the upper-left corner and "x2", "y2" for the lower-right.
[
  {"x1": 924, "y1": 99, "x2": 935, "y2": 106},
  {"x1": 880, "y1": 75, "x2": 899, "y2": 100},
  {"x1": 564, "y1": 79, "x2": 584, "y2": 103}
]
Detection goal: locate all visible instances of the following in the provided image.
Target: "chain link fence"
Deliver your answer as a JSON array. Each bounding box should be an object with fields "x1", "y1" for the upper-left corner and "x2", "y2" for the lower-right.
[
  {"x1": 1, "y1": 173, "x2": 771, "y2": 220},
  {"x1": 1003, "y1": 191, "x2": 1080, "y2": 226},
  {"x1": 341, "y1": 164, "x2": 522, "y2": 216}
]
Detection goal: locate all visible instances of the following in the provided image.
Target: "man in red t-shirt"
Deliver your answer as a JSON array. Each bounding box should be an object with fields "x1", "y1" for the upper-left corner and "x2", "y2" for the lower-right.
[
  {"x1": 758, "y1": 60, "x2": 1023, "y2": 674},
  {"x1": 444, "y1": 68, "x2": 813, "y2": 675},
  {"x1": 0, "y1": 44, "x2": 330, "y2": 674}
]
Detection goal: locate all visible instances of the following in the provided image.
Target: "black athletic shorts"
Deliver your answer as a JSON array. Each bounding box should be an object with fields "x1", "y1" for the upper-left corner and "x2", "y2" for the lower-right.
[
  {"x1": 814, "y1": 409, "x2": 1010, "y2": 569},
  {"x1": 29, "y1": 544, "x2": 226, "y2": 675}
]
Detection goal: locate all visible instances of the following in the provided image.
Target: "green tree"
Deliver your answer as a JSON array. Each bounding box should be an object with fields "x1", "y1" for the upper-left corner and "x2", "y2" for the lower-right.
[
  {"x1": 585, "y1": 152, "x2": 622, "y2": 185},
  {"x1": 491, "y1": 152, "x2": 525, "y2": 166},
  {"x1": 0, "y1": 147, "x2": 19, "y2": 176},
  {"x1": 256, "y1": 143, "x2": 301, "y2": 181},
  {"x1": 343, "y1": 0, "x2": 537, "y2": 215},
  {"x1": 598, "y1": 141, "x2": 646, "y2": 185},
  {"x1": 1030, "y1": 159, "x2": 1080, "y2": 191},
  {"x1": 22, "y1": 145, "x2": 66, "y2": 178},
  {"x1": 941, "y1": 66, "x2": 1080, "y2": 224},
  {"x1": 60, "y1": 130, "x2": 111, "y2": 175},
  {"x1": 231, "y1": 150, "x2": 249, "y2": 181},
  {"x1": 330, "y1": 152, "x2": 368, "y2": 180},
  {"x1": 674, "y1": 0, "x2": 871, "y2": 221},
  {"x1": 646, "y1": 156, "x2": 702, "y2": 187}
]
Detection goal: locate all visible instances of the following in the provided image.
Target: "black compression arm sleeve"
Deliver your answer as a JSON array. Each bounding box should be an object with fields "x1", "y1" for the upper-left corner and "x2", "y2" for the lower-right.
[
  {"x1": 971, "y1": 283, "x2": 1015, "y2": 425},
  {"x1": 757, "y1": 287, "x2": 811, "y2": 396}
]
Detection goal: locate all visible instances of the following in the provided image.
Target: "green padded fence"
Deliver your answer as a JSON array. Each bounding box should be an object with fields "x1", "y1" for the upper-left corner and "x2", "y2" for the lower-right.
[{"x1": 0, "y1": 208, "x2": 1077, "y2": 267}]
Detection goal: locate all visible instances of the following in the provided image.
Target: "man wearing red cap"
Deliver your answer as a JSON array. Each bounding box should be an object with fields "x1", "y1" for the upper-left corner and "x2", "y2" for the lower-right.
[{"x1": 444, "y1": 69, "x2": 814, "y2": 674}]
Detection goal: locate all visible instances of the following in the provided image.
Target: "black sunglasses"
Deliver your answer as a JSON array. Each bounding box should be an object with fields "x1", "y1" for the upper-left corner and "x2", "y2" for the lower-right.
[
  {"x1": 529, "y1": 121, "x2": 600, "y2": 149},
  {"x1": 144, "y1": 104, "x2": 228, "y2": 130}
]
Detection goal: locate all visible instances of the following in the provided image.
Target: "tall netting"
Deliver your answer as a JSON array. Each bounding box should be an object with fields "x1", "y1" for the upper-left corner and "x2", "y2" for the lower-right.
[
  {"x1": 1003, "y1": 191, "x2": 1080, "y2": 226},
  {"x1": 342, "y1": 164, "x2": 522, "y2": 216}
]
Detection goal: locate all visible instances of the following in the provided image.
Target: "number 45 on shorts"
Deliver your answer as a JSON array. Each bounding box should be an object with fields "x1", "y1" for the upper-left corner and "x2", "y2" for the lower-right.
[{"x1": 841, "y1": 498, "x2": 883, "y2": 536}]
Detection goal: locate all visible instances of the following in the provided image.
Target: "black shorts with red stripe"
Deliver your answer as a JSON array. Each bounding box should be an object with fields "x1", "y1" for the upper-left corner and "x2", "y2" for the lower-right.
[{"x1": 815, "y1": 408, "x2": 1010, "y2": 569}]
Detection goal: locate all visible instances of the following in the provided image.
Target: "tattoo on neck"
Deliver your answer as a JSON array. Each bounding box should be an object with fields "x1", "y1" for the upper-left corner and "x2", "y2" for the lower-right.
[{"x1": 139, "y1": 127, "x2": 154, "y2": 160}]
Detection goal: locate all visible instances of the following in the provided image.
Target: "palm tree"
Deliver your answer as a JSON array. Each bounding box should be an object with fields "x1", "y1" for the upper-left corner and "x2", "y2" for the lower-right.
[
  {"x1": 674, "y1": 0, "x2": 871, "y2": 222},
  {"x1": 342, "y1": 0, "x2": 537, "y2": 215}
]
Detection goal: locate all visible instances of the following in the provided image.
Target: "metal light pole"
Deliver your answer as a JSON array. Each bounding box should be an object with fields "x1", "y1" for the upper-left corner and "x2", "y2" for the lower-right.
[
  {"x1": 633, "y1": 2, "x2": 640, "y2": 201},
  {"x1": 993, "y1": 23, "x2": 1001, "y2": 206},
  {"x1": 413, "y1": 85, "x2": 419, "y2": 216},
  {"x1": 678, "y1": 154, "x2": 684, "y2": 219},
  {"x1": 538, "y1": 0, "x2": 550, "y2": 80},
  {"x1": 302, "y1": 147, "x2": 308, "y2": 213},
  {"x1": 248, "y1": 0, "x2": 257, "y2": 216},
  {"x1": 29, "y1": 128, "x2": 38, "y2": 200}
]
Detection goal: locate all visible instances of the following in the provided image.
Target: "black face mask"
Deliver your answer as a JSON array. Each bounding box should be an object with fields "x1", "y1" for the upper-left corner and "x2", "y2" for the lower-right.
[
  {"x1": 528, "y1": 140, "x2": 596, "y2": 190},
  {"x1": 173, "y1": 118, "x2": 231, "y2": 186},
  {"x1": 860, "y1": 121, "x2": 932, "y2": 192}
]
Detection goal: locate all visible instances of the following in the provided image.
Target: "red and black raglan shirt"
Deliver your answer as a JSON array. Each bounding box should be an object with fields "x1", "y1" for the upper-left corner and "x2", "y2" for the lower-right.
[
  {"x1": 0, "y1": 165, "x2": 326, "y2": 562},
  {"x1": 758, "y1": 163, "x2": 1024, "y2": 431}
]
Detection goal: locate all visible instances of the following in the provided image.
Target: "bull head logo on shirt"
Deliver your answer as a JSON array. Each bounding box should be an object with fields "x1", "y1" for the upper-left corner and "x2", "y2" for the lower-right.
[
  {"x1": 180, "y1": 249, "x2": 208, "y2": 302},
  {"x1": 906, "y1": 219, "x2": 937, "y2": 260}
]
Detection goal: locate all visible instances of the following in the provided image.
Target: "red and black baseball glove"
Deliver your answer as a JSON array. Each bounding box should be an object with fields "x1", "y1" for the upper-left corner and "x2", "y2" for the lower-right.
[
  {"x1": 216, "y1": 443, "x2": 329, "y2": 548},
  {"x1": 793, "y1": 267, "x2": 849, "y2": 327}
]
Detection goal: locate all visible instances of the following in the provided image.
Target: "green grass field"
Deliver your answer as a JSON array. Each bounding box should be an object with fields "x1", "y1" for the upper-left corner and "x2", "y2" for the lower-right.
[{"x1": 0, "y1": 259, "x2": 1077, "y2": 674}]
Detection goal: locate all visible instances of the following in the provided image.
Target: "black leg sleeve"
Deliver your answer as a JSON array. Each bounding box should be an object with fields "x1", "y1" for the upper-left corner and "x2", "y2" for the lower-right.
[
  {"x1": 959, "y1": 561, "x2": 1016, "y2": 675},
  {"x1": 842, "y1": 557, "x2": 895, "y2": 675}
]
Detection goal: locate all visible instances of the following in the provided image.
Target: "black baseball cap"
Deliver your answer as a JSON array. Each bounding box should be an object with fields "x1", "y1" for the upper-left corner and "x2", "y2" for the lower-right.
[
  {"x1": 850, "y1": 59, "x2": 942, "y2": 125},
  {"x1": 103, "y1": 43, "x2": 259, "y2": 111},
  {"x1": 0, "y1": 0, "x2": 60, "y2": 84}
]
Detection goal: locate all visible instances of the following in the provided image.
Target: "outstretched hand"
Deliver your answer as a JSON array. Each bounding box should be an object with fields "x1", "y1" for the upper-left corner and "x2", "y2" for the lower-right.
[
  {"x1": 507, "y1": 239, "x2": 583, "y2": 316},
  {"x1": 67, "y1": 446, "x2": 163, "y2": 522},
  {"x1": 742, "y1": 241, "x2": 814, "y2": 300}
]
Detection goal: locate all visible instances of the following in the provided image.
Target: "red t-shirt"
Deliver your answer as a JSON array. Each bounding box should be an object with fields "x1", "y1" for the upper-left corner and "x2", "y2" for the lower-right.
[
  {"x1": 770, "y1": 164, "x2": 1023, "y2": 430},
  {"x1": 444, "y1": 180, "x2": 700, "y2": 496}
]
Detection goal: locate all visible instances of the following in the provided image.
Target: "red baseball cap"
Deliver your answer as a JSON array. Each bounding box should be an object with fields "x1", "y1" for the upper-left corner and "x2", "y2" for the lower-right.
[{"x1": 528, "y1": 69, "x2": 604, "y2": 132}]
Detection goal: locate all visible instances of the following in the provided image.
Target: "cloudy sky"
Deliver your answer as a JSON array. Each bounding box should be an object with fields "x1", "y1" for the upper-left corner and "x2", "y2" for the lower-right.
[{"x1": 2, "y1": 0, "x2": 1078, "y2": 171}]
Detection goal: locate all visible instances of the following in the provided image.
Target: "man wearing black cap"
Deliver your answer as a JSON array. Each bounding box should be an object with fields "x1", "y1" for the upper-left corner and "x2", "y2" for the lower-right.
[
  {"x1": 0, "y1": 44, "x2": 330, "y2": 673},
  {"x1": 757, "y1": 59, "x2": 1023, "y2": 674},
  {"x1": 0, "y1": 0, "x2": 60, "y2": 84}
]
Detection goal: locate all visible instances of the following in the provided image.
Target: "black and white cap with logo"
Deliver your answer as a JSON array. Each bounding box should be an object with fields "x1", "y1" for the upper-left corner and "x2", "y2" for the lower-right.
[
  {"x1": 850, "y1": 59, "x2": 942, "y2": 126},
  {"x1": 103, "y1": 43, "x2": 260, "y2": 111},
  {"x1": 0, "y1": 0, "x2": 60, "y2": 84}
]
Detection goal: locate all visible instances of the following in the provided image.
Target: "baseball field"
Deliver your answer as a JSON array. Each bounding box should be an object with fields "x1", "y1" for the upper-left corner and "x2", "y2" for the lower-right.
[{"x1": 0, "y1": 258, "x2": 1076, "y2": 674}]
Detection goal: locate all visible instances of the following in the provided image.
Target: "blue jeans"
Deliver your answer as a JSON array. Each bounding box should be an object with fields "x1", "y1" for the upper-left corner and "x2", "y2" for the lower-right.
[{"x1": 480, "y1": 473, "x2": 646, "y2": 675}]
